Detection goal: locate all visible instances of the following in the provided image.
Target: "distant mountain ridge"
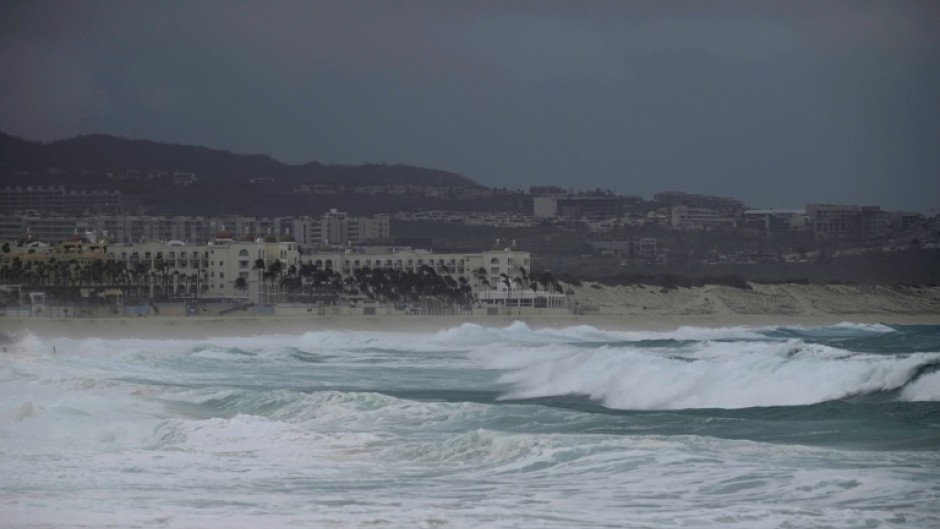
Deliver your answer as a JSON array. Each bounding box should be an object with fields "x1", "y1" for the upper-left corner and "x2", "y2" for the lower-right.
[{"x1": 0, "y1": 131, "x2": 481, "y2": 188}]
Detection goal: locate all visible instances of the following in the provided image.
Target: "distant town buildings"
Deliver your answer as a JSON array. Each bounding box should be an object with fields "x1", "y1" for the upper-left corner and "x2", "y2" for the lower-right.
[
  {"x1": 654, "y1": 191, "x2": 745, "y2": 215},
  {"x1": 533, "y1": 193, "x2": 636, "y2": 219},
  {"x1": 806, "y1": 204, "x2": 895, "y2": 241},
  {"x1": 742, "y1": 210, "x2": 809, "y2": 234},
  {"x1": 292, "y1": 183, "x2": 495, "y2": 199},
  {"x1": 393, "y1": 210, "x2": 541, "y2": 228},
  {"x1": 0, "y1": 210, "x2": 390, "y2": 247},
  {"x1": 1, "y1": 186, "x2": 122, "y2": 215},
  {"x1": 670, "y1": 206, "x2": 733, "y2": 231},
  {"x1": 589, "y1": 238, "x2": 661, "y2": 263}
]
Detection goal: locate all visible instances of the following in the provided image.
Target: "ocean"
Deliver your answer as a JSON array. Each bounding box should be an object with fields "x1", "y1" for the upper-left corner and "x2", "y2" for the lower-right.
[{"x1": 2, "y1": 321, "x2": 939, "y2": 528}]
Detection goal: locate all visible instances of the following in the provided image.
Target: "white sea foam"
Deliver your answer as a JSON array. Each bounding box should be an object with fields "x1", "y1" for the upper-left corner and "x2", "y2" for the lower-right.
[
  {"x1": 481, "y1": 340, "x2": 940, "y2": 408},
  {"x1": 900, "y1": 370, "x2": 940, "y2": 401},
  {"x1": 434, "y1": 321, "x2": 768, "y2": 345},
  {"x1": 2, "y1": 324, "x2": 938, "y2": 529}
]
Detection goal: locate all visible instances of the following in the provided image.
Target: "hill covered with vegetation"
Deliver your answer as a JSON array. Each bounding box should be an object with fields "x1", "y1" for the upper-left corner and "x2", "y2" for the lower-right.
[{"x1": 0, "y1": 131, "x2": 504, "y2": 215}]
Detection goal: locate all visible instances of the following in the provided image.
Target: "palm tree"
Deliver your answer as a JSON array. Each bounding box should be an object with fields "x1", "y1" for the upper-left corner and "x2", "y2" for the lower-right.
[
  {"x1": 539, "y1": 270, "x2": 555, "y2": 293},
  {"x1": 264, "y1": 259, "x2": 284, "y2": 303},
  {"x1": 234, "y1": 276, "x2": 248, "y2": 298},
  {"x1": 252, "y1": 258, "x2": 266, "y2": 302}
]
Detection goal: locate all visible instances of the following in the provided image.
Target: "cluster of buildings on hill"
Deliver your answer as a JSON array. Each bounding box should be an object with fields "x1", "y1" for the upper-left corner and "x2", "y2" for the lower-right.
[
  {"x1": 1, "y1": 185, "x2": 936, "y2": 310},
  {"x1": 388, "y1": 190, "x2": 934, "y2": 245},
  {"x1": 3, "y1": 185, "x2": 933, "y2": 246},
  {"x1": 0, "y1": 208, "x2": 390, "y2": 248},
  {"x1": 530, "y1": 190, "x2": 934, "y2": 242}
]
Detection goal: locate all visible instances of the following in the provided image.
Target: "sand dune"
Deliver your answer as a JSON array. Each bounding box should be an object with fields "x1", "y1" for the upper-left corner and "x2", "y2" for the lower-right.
[{"x1": 567, "y1": 283, "x2": 940, "y2": 318}]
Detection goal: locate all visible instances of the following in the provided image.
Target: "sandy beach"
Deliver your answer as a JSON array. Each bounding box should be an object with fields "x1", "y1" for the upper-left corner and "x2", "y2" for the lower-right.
[{"x1": 3, "y1": 283, "x2": 938, "y2": 339}]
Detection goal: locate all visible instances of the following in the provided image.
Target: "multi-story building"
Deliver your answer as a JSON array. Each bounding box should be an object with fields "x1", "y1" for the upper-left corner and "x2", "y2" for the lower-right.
[
  {"x1": 393, "y1": 210, "x2": 540, "y2": 228},
  {"x1": 3, "y1": 227, "x2": 563, "y2": 308},
  {"x1": 102, "y1": 241, "x2": 540, "y2": 304},
  {"x1": 861, "y1": 206, "x2": 889, "y2": 240},
  {"x1": 807, "y1": 204, "x2": 860, "y2": 240},
  {"x1": 0, "y1": 211, "x2": 389, "y2": 248},
  {"x1": 301, "y1": 246, "x2": 528, "y2": 290},
  {"x1": 670, "y1": 206, "x2": 735, "y2": 230},
  {"x1": 889, "y1": 211, "x2": 924, "y2": 232},
  {"x1": 299, "y1": 245, "x2": 561, "y2": 307},
  {"x1": 590, "y1": 238, "x2": 660, "y2": 262},
  {"x1": 807, "y1": 204, "x2": 888, "y2": 241},
  {"x1": 533, "y1": 194, "x2": 630, "y2": 219},
  {"x1": 286, "y1": 209, "x2": 390, "y2": 248},
  {"x1": 105, "y1": 232, "x2": 300, "y2": 302},
  {"x1": 654, "y1": 191, "x2": 745, "y2": 215},
  {"x1": 742, "y1": 210, "x2": 809, "y2": 234}
]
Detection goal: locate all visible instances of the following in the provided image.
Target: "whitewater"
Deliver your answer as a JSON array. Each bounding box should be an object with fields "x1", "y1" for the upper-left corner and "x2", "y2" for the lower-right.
[{"x1": 2, "y1": 322, "x2": 939, "y2": 528}]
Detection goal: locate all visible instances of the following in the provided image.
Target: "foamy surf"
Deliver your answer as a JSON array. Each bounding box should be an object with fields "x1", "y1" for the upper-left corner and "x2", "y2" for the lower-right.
[{"x1": 2, "y1": 322, "x2": 938, "y2": 528}]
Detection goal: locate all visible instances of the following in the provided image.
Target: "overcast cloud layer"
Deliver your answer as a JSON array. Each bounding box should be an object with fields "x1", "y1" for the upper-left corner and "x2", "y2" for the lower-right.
[{"x1": 1, "y1": 1, "x2": 938, "y2": 212}]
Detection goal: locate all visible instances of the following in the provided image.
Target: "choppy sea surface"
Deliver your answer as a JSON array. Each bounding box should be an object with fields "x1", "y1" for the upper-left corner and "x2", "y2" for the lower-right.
[{"x1": 2, "y1": 321, "x2": 939, "y2": 528}]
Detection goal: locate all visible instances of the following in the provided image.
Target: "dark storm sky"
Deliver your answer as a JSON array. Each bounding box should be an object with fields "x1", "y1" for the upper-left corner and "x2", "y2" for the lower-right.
[{"x1": 1, "y1": 1, "x2": 938, "y2": 212}]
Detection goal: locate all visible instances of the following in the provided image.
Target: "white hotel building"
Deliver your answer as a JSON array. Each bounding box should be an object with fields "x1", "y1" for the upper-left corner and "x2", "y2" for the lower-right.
[
  {"x1": 104, "y1": 234, "x2": 563, "y2": 307},
  {"x1": 106, "y1": 233, "x2": 300, "y2": 303}
]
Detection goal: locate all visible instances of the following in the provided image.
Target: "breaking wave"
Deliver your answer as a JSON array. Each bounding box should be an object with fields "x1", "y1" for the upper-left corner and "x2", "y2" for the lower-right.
[{"x1": 480, "y1": 339, "x2": 940, "y2": 409}]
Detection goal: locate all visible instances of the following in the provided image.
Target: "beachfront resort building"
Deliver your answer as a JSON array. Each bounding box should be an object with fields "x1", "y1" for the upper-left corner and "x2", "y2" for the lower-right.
[
  {"x1": 3, "y1": 230, "x2": 562, "y2": 309},
  {"x1": 301, "y1": 245, "x2": 544, "y2": 287},
  {"x1": 103, "y1": 232, "x2": 301, "y2": 303}
]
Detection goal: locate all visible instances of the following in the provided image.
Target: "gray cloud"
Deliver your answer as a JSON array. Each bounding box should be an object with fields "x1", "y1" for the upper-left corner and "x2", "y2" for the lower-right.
[{"x1": 1, "y1": 0, "x2": 938, "y2": 212}]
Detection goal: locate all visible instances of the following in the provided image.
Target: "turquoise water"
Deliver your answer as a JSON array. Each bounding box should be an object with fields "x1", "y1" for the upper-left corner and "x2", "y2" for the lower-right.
[{"x1": 2, "y1": 322, "x2": 939, "y2": 527}]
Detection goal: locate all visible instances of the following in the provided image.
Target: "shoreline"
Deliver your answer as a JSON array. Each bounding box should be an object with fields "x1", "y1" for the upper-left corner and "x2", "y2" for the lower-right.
[
  {"x1": 3, "y1": 312, "x2": 938, "y2": 339},
  {"x1": 3, "y1": 283, "x2": 938, "y2": 339}
]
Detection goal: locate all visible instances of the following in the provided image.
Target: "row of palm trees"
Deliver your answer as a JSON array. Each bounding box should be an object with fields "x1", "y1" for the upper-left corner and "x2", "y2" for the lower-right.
[
  {"x1": 238, "y1": 259, "x2": 563, "y2": 308},
  {"x1": 0, "y1": 256, "x2": 209, "y2": 304},
  {"x1": 236, "y1": 259, "x2": 476, "y2": 308},
  {"x1": 2, "y1": 253, "x2": 565, "y2": 309}
]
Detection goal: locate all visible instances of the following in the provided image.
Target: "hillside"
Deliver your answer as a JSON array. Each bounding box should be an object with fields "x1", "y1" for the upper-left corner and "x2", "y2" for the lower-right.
[{"x1": 0, "y1": 131, "x2": 481, "y2": 189}]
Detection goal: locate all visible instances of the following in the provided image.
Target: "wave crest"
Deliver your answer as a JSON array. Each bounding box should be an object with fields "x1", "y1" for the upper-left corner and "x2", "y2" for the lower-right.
[{"x1": 483, "y1": 340, "x2": 940, "y2": 409}]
